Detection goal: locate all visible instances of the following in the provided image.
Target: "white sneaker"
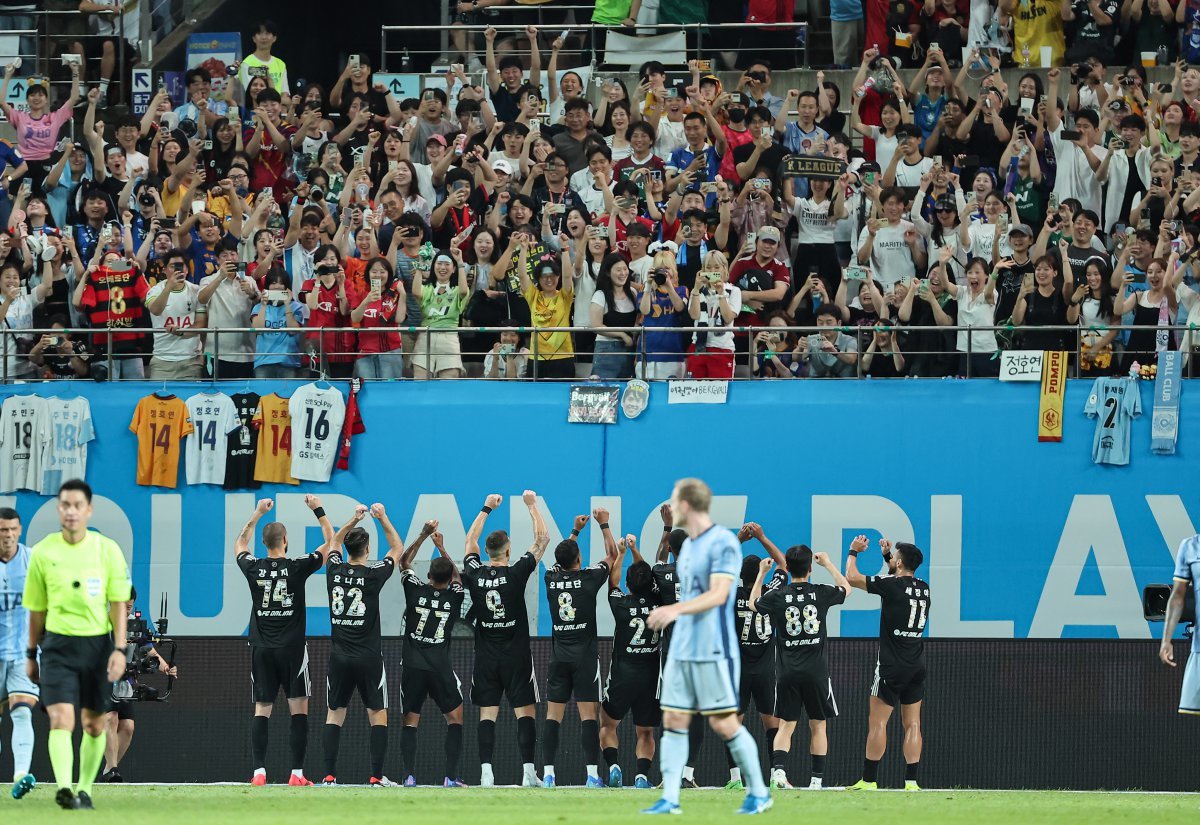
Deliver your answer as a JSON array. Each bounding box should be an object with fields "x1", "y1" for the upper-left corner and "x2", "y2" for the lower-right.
[
  {"x1": 371, "y1": 776, "x2": 399, "y2": 787},
  {"x1": 522, "y1": 768, "x2": 541, "y2": 787},
  {"x1": 480, "y1": 764, "x2": 495, "y2": 787},
  {"x1": 770, "y1": 769, "x2": 792, "y2": 790},
  {"x1": 807, "y1": 778, "x2": 824, "y2": 790}
]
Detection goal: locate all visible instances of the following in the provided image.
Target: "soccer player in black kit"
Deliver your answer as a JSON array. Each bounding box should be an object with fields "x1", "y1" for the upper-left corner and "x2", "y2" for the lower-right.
[
  {"x1": 542, "y1": 507, "x2": 618, "y2": 788},
  {"x1": 320, "y1": 503, "x2": 410, "y2": 787},
  {"x1": 463, "y1": 491, "x2": 550, "y2": 788},
  {"x1": 235, "y1": 496, "x2": 334, "y2": 786},
  {"x1": 845, "y1": 535, "x2": 931, "y2": 791},
  {"x1": 599, "y1": 534, "x2": 662, "y2": 789},
  {"x1": 724, "y1": 522, "x2": 789, "y2": 791},
  {"x1": 750, "y1": 545, "x2": 851, "y2": 790},
  {"x1": 397, "y1": 523, "x2": 467, "y2": 787}
]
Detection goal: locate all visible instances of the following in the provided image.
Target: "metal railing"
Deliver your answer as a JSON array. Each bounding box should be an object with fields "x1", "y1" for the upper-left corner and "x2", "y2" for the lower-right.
[
  {"x1": 381, "y1": 17, "x2": 809, "y2": 74},
  {"x1": 3, "y1": 323, "x2": 1197, "y2": 383}
]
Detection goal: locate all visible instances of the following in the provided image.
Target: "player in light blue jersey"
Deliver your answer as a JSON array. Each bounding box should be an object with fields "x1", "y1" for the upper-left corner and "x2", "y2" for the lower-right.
[
  {"x1": 0, "y1": 507, "x2": 38, "y2": 799},
  {"x1": 1161, "y1": 535, "x2": 1200, "y2": 715},
  {"x1": 643, "y1": 478, "x2": 772, "y2": 816}
]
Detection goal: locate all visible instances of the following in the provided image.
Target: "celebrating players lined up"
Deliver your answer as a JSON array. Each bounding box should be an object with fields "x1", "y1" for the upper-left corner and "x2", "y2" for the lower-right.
[{"x1": 225, "y1": 482, "x2": 930, "y2": 808}]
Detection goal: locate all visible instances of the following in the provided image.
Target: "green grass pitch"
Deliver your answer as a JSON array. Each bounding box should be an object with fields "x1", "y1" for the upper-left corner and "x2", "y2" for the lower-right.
[{"x1": 4, "y1": 786, "x2": 1200, "y2": 824}]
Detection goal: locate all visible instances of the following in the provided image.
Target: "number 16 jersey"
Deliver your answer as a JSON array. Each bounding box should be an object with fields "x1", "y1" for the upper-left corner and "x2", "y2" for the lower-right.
[{"x1": 288, "y1": 383, "x2": 346, "y2": 482}]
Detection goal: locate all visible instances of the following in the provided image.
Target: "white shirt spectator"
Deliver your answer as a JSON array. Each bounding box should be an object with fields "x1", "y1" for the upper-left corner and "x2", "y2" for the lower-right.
[
  {"x1": 146, "y1": 281, "x2": 202, "y2": 361},
  {"x1": 1049, "y1": 125, "x2": 1108, "y2": 216},
  {"x1": 893, "y1": 157, "x2": 934, "y2": 189},
  {"x1": 955, "y1": 286, "x2": 998, "y2": 353},
  {"x1": 691, "y1": 283, "x2": 742, "y2": 351},
  {"x1": 857, "y1": 220, "x2": 919, "y2": 287},
  {"x1": 0, "y1": 290, "x2": 41, "y2": 378},
  {"x1": 793, "y1": 198, "x2": 837, "y2": 245},
  {"x1": 655, "y1": 120, "x2": 687, "y2": 159}
]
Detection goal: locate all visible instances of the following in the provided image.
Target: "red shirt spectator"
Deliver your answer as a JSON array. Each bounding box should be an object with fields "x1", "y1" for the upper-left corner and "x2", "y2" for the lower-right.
[
  {"x1": 347, "y1": 277, "x2": 403, "y2": 354},
  {"x1": 79, "y1": 263, "x2": 150, "y2": 351},
  {"x1": 299, "y1": 270, "x2": 354, "y2": 365}
]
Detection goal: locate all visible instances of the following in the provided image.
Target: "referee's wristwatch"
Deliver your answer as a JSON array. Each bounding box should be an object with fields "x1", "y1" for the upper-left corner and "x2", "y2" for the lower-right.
[{"x1": 26, "y1": 647, "x2": 38, "y2": 660}]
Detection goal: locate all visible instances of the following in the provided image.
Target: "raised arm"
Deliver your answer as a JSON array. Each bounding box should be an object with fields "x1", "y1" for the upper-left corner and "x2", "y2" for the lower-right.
[
  {"x1": 305, "y1": 494, "x2": 336, "y2": 562},
  {"x1": 843, "y1": 533, "x2": 871, "y2": 591},
  {"x1": 609, "y1": 535, "x2": 627, "y2": 590},
  {"x1": 748, "y1": 557, "x2": 773, "y2": 612},
  {"x1": 235, "y1": 499, "x2": 274, "y2": 557},
  {"x1": 815, "y1": 550, "x2": 851, "y2": 597},
  {"x1": 368, "y1": 502, "x2": 405, "y2": 564},
  {"x1": 401, "y1": 519, "x2": 438, "y2": 570},
  {"x1": 465, "y1": 492, "x2": 503, "y2": 559},
  {"x1": 519, "y1": 489, "x2": 549, "y2": 562},
  {"x1": 656, "y1": 503, "x2": 674, "y2": 563},
  {"x1": 741, "y1": 521, "x2": 787, "y2": 568}
]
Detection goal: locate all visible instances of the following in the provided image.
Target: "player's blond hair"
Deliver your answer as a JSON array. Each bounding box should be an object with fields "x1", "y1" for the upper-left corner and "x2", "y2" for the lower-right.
[{"x1": 675, "y1": 478, "x2": 712, "y2": 514}]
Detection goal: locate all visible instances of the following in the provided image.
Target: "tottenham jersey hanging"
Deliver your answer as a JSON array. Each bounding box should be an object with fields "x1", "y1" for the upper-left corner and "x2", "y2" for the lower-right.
[
  {"x1": 185, "y1": 392, "x2": 241, "y2": 485},
  {"x1": 40, "y1": 396, "x2": 94, "y2": 495}
]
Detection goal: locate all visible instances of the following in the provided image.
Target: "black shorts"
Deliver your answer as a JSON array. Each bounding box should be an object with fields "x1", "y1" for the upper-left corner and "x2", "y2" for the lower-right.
[
  {"x1": 250, "y1": 644, "x2": 311, "y2": 704},
  {"x1": 872, "y1": 661, "x2": 926, "y2": 706},
  {"x1": 471, "y1": 646, "x2": 538, "y2": 708},
  {"x1": 115, "y1": 700, "x2": 135, "y2": 721},
  {"x1": 602, "y1": 660, "x2": 661, "y2": 728},
  {"x1": 327, "y1": 652, "x2": 388, "y2": 711},
  {"x1": 400, "y1": 666, "x2": 463, "y2": 715},
  {"x1": 38, "y1": 632, "x2": 115, "y2": 713},
  {"x1": 546, "y1": 656, "x2": 601, "y2": 703},
  {"x1": 738, "y1": 650, "x2": 777, "y2": 716},
  {"x1": 776, "y1": 668, "x2": 838, "y2": 722}
]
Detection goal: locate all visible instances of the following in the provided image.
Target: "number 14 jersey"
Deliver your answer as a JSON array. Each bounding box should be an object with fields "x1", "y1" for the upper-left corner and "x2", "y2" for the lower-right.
[{"x1": 185, "y1": 392, "x2": 240, "y2": 485}]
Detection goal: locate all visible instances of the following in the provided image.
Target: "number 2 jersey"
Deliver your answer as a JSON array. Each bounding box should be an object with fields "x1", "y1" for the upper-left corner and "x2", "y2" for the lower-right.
[
  {"x1": 544, "y1": 563, "x2": 608, "y2": 662},
  {"x1": 400, "y1": 569, "x2": 465, "y2": 672},
  {"x1": 326, "y1": 549, "x2": 395, "y2": 659},
  {"x1": 866, "y1": 574, "x2": 931, "y2": 672},
  {"x1": 755, "y1": 580, "x2": 847, "y2": 676},
  {"x1": 237, "y1": 551, "x2": 323, "y2": 649},
  {"x1": 608, "y1": 586, "x2": 662, "y2": 666},
  {"x1": 462, "y1": 551, "x2": 538, "y2": 655}
]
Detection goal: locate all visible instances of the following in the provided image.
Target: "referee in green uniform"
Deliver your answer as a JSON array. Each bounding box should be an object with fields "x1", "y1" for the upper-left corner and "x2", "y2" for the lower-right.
[{"x1": 23, "y1": 480, "x2": 131, "y2": 811}]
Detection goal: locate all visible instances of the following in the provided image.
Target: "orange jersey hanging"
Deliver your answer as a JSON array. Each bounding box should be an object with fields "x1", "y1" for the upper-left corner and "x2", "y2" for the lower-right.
[
  {"x1": 252, "y1": 393, "x2": 299, "y2": 485},
  {"x1": 129, "y1": 394, "x2": 194, "y2": 488}
]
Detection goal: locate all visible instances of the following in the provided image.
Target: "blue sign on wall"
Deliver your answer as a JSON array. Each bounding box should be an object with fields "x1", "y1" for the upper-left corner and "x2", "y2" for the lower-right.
[{"x1": 0, "y1": 380, "x2": 1192, "y2": 642}]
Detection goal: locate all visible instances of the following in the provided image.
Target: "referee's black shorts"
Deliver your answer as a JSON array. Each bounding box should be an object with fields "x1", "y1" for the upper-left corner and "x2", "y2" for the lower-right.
[
  {"x1": 327, "y1": 652, "x2": 388, "y2": 711},
  {"x1": 39, "y1": 632, "x2": 116, "y2": 713},
  {"x1": 250, "y1": 643, "x2": 311, "y2": 704}
]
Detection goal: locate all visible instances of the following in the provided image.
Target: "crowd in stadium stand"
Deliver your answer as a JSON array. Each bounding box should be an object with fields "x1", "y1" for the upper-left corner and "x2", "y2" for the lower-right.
[{"x1": 2, "y1": 1, "x2": 1200, "y2": 381}]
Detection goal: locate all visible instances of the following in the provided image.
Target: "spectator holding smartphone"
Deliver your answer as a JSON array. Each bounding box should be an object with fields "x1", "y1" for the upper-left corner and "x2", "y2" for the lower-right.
[
  {"x1": 0, "y1": 260, "x2": 51, "y2": 380},
  {"x1": 802, "y1": 304, "x2": 858, "y2": 377},
  {"x1": 589, "y1": 252, "x2": 639, "y2": 380},
  {"x1": 73, "y1": 250, "x2": 149, "y2": 380},
  {"x1": 145, "y1": 248, "x2": 203, "y2": 379},
  {"x1": 251, "y1": 265, "x2": 307, "y2": 378},
  {"x1": 484, "y1": 323, "x2": 530, "y2": 379},
  {"x1": 349, "y1": 256, "x2": 407, "y2": 380},
  {"x1": 686, "y1": 251, "x2": 740, "y2": 379},
  {"x1": 1, "y1": 62, "x2": 80, "y2": 193},
  {"x1": 233, "y1": 19, "x2": 290, "y2": 101},
  {"x1": 411, "y1": 248, "x2": 470, "y2": 380},
  {"x1": 196, "y1": 241, "x2": 260, "y2": 379},
  {"x1": 750, "y1": 312, "x2": 802, "y2": 378},
  {"x1": 299, "y1": 249, "x2": 353, "y2": 377}
]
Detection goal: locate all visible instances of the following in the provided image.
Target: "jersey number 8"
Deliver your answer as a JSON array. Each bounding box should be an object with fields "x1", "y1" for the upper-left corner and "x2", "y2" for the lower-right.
[{"x1": 557, "y1": 592, "x2": 576, "y2": 622}]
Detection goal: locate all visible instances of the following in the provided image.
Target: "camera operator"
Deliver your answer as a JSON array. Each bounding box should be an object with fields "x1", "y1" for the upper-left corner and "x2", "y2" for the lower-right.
[
  {"x1": 28, "y1": 315, "x2": 92, "y2": 379},
  {"x1": 102, "y1": 589, "x2": 177, "y2": 784}
]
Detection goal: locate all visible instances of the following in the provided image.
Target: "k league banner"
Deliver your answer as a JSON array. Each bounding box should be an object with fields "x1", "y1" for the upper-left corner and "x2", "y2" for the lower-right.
[{"x1": 0, "y1": 380, "x2": 1191, "y2": 642}]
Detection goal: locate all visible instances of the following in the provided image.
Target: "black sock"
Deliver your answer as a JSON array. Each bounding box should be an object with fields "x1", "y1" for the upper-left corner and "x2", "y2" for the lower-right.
[
  {"x1": 863, "y1": 758, "x2": 880, "y2": 783},
  {"x1": 289, "y1": 714, "x2": 308, "y2": 773},
  {"x1": 401, "y1": 725, "x2": 418, "y2": 777},
  {"x1": 543, "y1": 719, "x2": 560, "y2": 767},
  {"x1": 478, "y1": 719, "x2": 497, "y2": 765},
  {"x1": 771, "y1": 750, "x2": 787, "y2": 771},
  {"x1": 445, "y1": 723, "x2": 463, "y2": 779},
  {"x1": 687, "y1": 714, "x2": 704, "y2": 764},
  {"x1": 603, "y1": 746, "x2": 619, "y2": 768},
  {"x1": 763, "y1": 728, "x2": 777, "y2": 772},
  {"x1": 517, "y1": 716, "x2": 537, "y2": 764},
  {"x1": 370, "y1": 725, "x2": 388, "y2": 779},
  {"x1": 322, "y1": 724, "x2": 341, "y2": 778},
  {"x1": 582, "y1": 719, "x2": 600, "y2": 765},
  {"x1": 812, "y1": 753, "x2": 826, "y2": 780},
  {"x1": 636, "y1": 757, "x2": 652, "y2": 778},
  {"x1": 905, "y1": 761, "x2": 920, "y2": 782},
  {"x1": 251, "y1": 715, "x2": 269, "y2": 769}
]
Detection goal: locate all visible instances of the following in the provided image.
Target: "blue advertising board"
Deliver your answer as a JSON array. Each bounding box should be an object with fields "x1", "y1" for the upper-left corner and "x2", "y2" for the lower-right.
[{"x1": 0, "y1": 379, "x2": 1192, "y2": 642}]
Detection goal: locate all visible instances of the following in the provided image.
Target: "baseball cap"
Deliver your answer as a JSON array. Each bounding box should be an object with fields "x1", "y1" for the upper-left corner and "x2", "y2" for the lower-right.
[
  {"x1": 934, "y1": 195, "x2": 956, "y2": 211},
  {"x1": 426, "y1": 133, "x2": 448, "y2": 147},
  {"x1": 757, "y1": 226, "x2": 781, "y2": 243},
  {"x1": 699, "y1": 74, "x2": 720, "y2": 87},
  {"x1": 1008, "y1": 223, "x2": 1034, "y2": 237},
  {"x1": 493, "y1": 159, "x2": 514, "y2": 175}
]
